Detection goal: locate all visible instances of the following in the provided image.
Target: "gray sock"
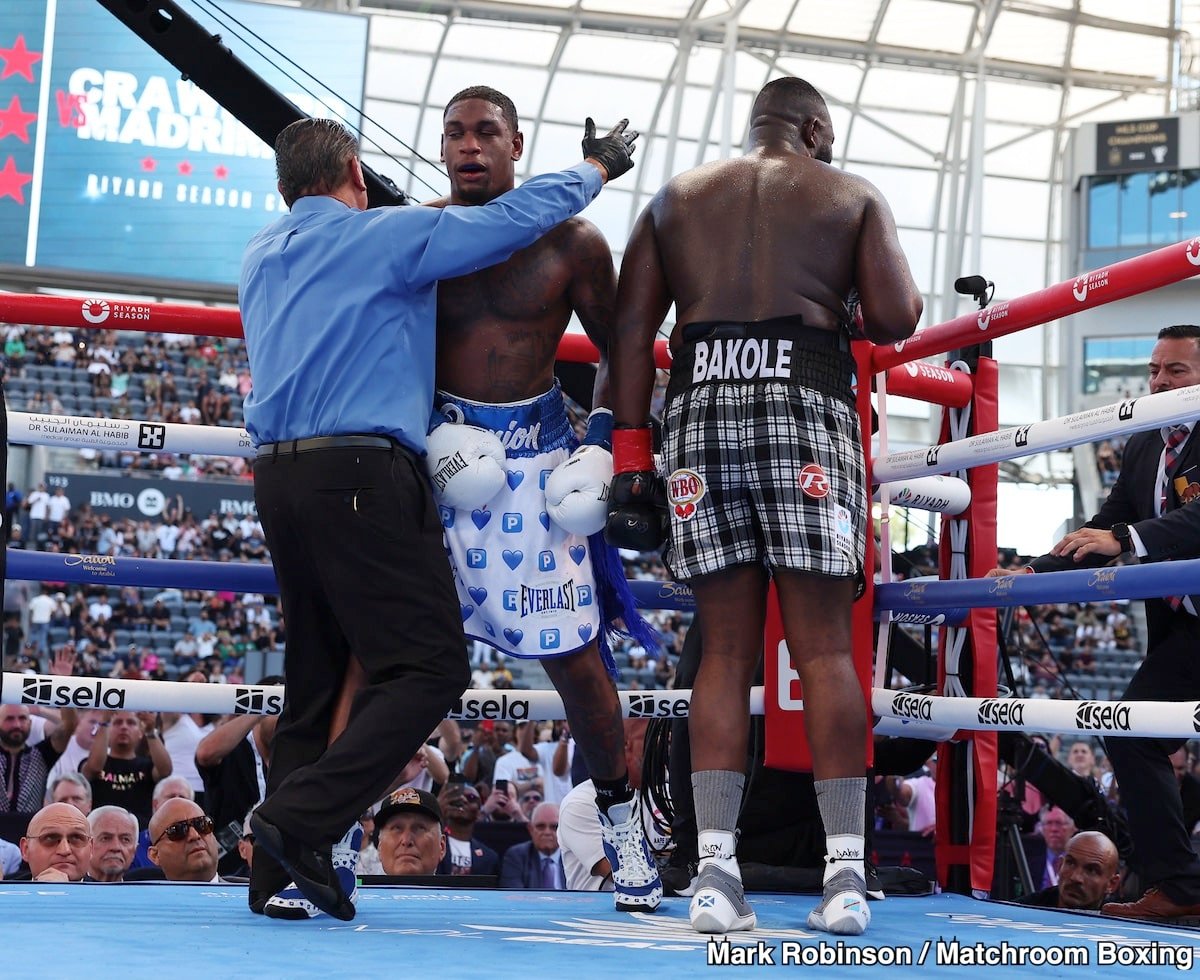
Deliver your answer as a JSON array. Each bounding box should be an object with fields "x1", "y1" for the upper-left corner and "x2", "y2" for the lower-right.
[
  {"x1": 692, "y1": 769, "x2": 745, "y2": 834},
  {"x1": 815, "y1": 777, "x2": 867, "y2": 838}
]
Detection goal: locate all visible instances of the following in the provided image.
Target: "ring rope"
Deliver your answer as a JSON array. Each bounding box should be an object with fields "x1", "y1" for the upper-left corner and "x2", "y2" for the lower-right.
[
  {"x1": 4, "y1": 549, "x2": 696, "y2": 612},
  {"x1": 870, "y1": 237, "x2": 1200, "y2": 371},
  {"x1": 6, "y1": 671, "x2": 1194, "y2": 739},
  {"x1": 876, "y1": 557, "x2": 1200, "y2": 612},
  {"x1": 876, "y1": 383, "x2": 1200, "y2": 483}
]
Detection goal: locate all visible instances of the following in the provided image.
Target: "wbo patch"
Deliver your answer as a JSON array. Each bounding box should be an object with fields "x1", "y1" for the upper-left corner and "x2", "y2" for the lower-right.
[
  {"x1": 798, "y1": 462, "x2": 831, "y2": 499},
  {"x1": 667, "y1": 467, "x2": 706, "y2": 521}
]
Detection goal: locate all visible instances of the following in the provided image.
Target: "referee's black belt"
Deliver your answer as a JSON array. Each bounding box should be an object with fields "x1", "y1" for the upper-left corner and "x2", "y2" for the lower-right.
[{"x1": 256, "y1": 434, "x2": 398, "y2": 458}]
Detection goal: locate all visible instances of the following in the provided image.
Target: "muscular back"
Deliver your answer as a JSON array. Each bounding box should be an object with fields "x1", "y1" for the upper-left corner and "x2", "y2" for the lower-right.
[
  {"x1": 646, "y1": 149, "x2": 916, "y2": 346},
  {"x1": 435, "y1": 217, "x2": 615, "y2": 403}
]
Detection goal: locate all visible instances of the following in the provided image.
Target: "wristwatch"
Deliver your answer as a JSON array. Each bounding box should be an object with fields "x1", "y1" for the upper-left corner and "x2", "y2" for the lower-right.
[{"x1": 1110, "y1": 522, "x2": 1133, "y2": 554}]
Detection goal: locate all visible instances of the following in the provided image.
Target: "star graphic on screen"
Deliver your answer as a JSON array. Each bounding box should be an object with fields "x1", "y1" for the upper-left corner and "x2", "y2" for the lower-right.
[
  {"x1": 178, "y1": 160, "x2": 193, "y2": 176},
  {"x1": 141, "y1": 157, "x2": 157, "y2": 172},
  {"x1": 214, "y1": 164, "x2": 228, "y2": 180},
  {"x1": 0, "y1": 35, "x2": 43, "y2": 83},
  {"x1": 0, "y1": 95, "x2": 37, "y2": 143},
  {"x1": 0, "y1": 155, "x2": 33, "y2": 204}
]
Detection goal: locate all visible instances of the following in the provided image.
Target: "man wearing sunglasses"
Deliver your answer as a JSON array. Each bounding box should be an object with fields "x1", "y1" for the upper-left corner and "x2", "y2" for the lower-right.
[
  {"x1": 147, "y1": 797, "x2": 219, "y2": 883},
  {"x1": 17, "y1": 801, "x2": 92, "y2": 882}
]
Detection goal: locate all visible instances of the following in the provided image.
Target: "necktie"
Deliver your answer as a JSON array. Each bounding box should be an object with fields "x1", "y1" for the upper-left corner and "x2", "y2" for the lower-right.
[
  {"x1": 540, "y1": 855, "x2": 557, "y2": 889},
  {"x1": 1159, "y1": 424, "x2": 1190, "y2": 515},
  {"x1": 1160, "y1": 425, "x2": 1191, "y2": 611}
]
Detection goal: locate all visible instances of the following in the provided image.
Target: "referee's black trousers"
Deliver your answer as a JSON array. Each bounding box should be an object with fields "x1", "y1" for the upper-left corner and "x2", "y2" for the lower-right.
[{"x1": 251, "y1": 443, "x2": 469, "y2": 861}]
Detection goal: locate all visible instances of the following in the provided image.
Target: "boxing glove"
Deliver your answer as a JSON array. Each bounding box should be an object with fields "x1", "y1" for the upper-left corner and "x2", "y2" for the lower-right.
[
  {"x1": 546, "y1": 445, "x2": 612, "y2": 536},
  {"x1": 545, "y1": 410, "x2": 615, "y2": 536},
  {"x1": 605, "y1": 425, "x2": 668, "y2": 552},
  {"x1": 425, "y1": 422, "x2": 506, "y2": 510}
]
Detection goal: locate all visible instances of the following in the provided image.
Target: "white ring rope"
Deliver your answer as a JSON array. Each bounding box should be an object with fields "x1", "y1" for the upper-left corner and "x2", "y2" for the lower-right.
[
  {"x1": 9, "y1": 672, "x2": 1199, "y2": 738},
  {"x1": 9, "y1": 411, "x2": 253, "y2": 457},
  {"x1": 875, "y1": 383, "x2": 1200, "y2": 483}
]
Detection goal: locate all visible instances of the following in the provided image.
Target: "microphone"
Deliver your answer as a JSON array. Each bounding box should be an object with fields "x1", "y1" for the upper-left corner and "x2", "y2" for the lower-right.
[{"x1": 954, "y1": 275, "x2": 989, "y2": 296}]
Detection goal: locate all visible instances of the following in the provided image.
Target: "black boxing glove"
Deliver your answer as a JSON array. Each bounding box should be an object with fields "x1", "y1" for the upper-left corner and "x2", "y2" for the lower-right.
[
  {"x1": 605, "y1": 425, "x2": 668, "y2": 552},
  {"x1": 582, "y1": 117, "x2": 639, "y2": 183}
]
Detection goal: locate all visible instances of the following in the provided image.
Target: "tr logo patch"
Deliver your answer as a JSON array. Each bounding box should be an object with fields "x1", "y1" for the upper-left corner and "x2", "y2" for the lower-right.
[{"x1": 798, "y1": 463, "x2": 830, "y2": 499}]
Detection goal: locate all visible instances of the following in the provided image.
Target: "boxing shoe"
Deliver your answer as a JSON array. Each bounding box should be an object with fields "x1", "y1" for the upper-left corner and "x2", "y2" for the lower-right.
[
  {"x1": 264, "y1": 825, "x2": 362, "y2": 921},
  {"x1": 250, "y1": 812, "x2": 356, "y2": 922},
  {"x1": 599, "y1": 798, "x2": 662, "y2": 911},
  {"x1": 661, "y1": 847, "x2": 699, "y2": 897},
  {"x1": 689, "y1": 861, "x2": 756, "y2": 933},
  {"x1": 806, "y1": 866, "x2": 871, "y2": 935}
]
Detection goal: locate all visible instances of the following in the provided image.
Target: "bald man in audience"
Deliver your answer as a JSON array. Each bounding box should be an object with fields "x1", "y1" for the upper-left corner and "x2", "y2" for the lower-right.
[
  {"x1": 1020, "y1": 831, "x2": 1121, "y2": 911},
  {"x1": 19, "y1": 802, "x2": 93, "y2": 882},
  {"x1": 148, "y1": 798, "x2": 219, "y2": 882}
]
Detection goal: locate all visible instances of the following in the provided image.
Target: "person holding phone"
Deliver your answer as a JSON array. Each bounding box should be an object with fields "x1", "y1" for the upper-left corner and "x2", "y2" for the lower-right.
[{"x1": 482, "y1": 779, "x2": 526, "y2": 823}]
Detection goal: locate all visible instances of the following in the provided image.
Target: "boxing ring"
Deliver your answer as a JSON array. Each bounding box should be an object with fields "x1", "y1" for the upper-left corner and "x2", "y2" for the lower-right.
[{"x1": 6, "y1": 238, "x2": 1200, "y2": 971}]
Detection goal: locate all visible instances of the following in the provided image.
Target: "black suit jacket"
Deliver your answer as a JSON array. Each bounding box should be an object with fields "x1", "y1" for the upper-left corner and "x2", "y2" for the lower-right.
[
  {"x1": 498, "y1": 841, "x2": 565, "y2": 889},
  {"x1": 1030, "y1": 426, "x2": 1200, "y2": 642}
]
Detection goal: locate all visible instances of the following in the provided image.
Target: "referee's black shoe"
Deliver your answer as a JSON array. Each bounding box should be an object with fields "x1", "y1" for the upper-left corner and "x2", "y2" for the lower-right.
[{"x1": 250, "y1": 811, "x2": 356, "y2": 922}]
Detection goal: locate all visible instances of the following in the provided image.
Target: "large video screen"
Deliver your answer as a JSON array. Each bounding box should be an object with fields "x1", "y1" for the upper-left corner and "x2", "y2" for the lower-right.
[{"x1": 0, "y1": 0, "x2": 368, "y2": 287}]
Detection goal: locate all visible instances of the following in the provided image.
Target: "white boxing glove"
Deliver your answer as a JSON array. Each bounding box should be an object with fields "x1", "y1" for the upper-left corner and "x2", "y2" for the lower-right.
[
  {"x1": 425, "y1": 422, "x2": 506, "y2": 510},
  {"x1": 545, "y1": 444, "x2": 613, "y2": 536}
]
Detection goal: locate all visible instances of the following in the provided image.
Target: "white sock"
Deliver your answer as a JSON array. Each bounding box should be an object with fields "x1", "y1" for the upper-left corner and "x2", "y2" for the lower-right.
[
  {"x1": 697, "y1": 830, "x2": 740, "y2": 877},
  {"x1": 824, "y1": 833, "x2": 865, "y2": 884}
]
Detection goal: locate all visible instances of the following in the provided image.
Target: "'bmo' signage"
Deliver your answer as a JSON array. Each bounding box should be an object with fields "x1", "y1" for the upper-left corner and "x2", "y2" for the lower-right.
[{"x1": 47, "y1": 472, "x2": 255, "y2": 520}]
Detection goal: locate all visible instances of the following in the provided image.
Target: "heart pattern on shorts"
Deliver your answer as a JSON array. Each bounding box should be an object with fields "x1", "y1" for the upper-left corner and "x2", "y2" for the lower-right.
[
  {"x1": 468, "y1": 587, "x2": 487, "y2": 606},
  {"x1": 471, "y1": 508, "x2": 491, "y2": 530},
  {"x1": 503, "y1": 628, "x2": 524, "y2": 646},
  {"x1": 503, "y1": 549, "x2": 524, "y2": 570},
  {"x1": 539, "y1": 512, "x2": 550, "y2": 531},
  {"x1": 568, "y1": 544, "x2": 586, "y2": 565},
  {"x1": 459, "y1": 604, "x2": 473, "y2": 621},
  {"x1": 578, "y1": 624, "x2": 593, "y2": 642},
  {"x1": 506, "y1": 470, "x2": 524, "y2": 491},
  {"x1": 484, "y1": 623, "x2": 496, "y2": 638}
]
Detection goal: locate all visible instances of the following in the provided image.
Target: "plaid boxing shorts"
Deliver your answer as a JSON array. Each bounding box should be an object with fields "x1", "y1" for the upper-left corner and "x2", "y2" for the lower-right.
[{"x1": 660, "y1": 317, "x2": 866, "y2": 583}]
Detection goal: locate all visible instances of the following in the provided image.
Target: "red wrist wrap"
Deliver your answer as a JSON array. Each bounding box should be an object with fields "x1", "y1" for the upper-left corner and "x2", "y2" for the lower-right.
[{"x1": 612, "y1": 427, "x2": 653, "y2": 474}]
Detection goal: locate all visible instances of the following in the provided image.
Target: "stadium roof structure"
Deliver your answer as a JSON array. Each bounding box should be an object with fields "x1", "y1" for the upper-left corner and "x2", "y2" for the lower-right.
[{"x1": 291, "y1": 0, "x2": 1195, "y2": 318}]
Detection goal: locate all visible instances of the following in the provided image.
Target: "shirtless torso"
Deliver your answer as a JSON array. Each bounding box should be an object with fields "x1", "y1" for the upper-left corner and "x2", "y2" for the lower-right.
[{"x1": 434, "y1": 217, "x2": 613, "y2": 402}]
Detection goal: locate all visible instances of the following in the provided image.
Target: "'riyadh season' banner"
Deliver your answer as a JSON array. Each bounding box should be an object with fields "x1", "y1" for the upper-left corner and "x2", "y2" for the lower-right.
[{"x1": 0, "y1": 0, "x2": 368, "y2": 286}]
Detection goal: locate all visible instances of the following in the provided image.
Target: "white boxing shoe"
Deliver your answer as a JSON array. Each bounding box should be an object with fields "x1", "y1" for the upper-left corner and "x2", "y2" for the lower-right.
[{"x1": 689, "y1": 862, "x2": 756, "y2": 934}]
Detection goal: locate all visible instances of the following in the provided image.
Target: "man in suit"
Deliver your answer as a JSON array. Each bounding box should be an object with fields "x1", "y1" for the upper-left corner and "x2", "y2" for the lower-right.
[
  {"x1": 1019, "y1": 831, "x2": 1121, "y2": 911},
  {"x1": 147, "y1": 798, "x2": 220, "y2": 882},
  {"x1": 991, "y1": 324, "x2": 1200, "y2": 920},
  {"x1": 436, "y1": 778, "x2": 499, "y2": 876},
  {"x1": 500, "y1": 802, "x2": 565, "y2": 889}
]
